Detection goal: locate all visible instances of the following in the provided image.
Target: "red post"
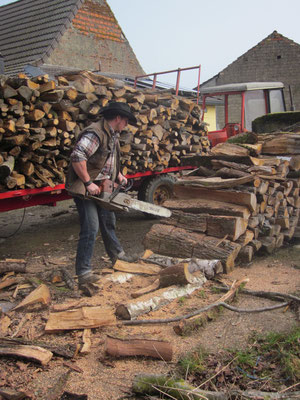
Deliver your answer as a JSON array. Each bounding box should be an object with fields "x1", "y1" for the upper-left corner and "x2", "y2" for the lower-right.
[
  {"x1": 201, "y1": 95, "x2": 206, "y2": 121},
  {"x1": 196, "y1": 65, "x2": 201, "y2": 104},
  {"x1": 175, "y1": 69, "x2": 181, "y2": 95},
  {"x1": 225, "y1": 94, "x2": 229, "y2": 125},
  {"x1": 152, "y1": 74, "x2": 157, "y2": 90}
]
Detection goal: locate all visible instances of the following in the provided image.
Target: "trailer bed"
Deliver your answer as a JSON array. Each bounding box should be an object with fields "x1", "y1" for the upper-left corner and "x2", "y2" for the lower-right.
[{"x1": 0, "y1": 166, "x2": 193, "y2": 212}]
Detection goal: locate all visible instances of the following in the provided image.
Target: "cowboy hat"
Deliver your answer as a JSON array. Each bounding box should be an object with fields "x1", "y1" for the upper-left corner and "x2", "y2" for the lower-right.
[{"x1": 99, "y1": 101, "x2": 137, "y2": 124}]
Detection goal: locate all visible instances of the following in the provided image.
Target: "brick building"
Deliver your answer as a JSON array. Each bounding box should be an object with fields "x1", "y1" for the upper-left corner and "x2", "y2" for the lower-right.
[
  {"x1": 201, "y1": 31, "x2": 300, "y2": 128},
  {"x1": 0, "y1": 0, "x2": 144, "y2": 77}
]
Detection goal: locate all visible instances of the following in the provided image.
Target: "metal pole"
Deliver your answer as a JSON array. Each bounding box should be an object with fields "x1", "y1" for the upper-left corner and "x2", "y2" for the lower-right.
[
  {"x1": 241, "y1": 92, "x2": 245, "y2": 130},
  {"x1": 225, "y1": 95, "x2": 228, "y2": 125},
  {"x1": 196, "y1": 65, "x2": 201, "y2": 104},
  {"x1": 175, "y1": 69, "x2": 181, "y2": 96},
  {"x1": 152, "y1": 74, "x2": 157, "y2": 90}
]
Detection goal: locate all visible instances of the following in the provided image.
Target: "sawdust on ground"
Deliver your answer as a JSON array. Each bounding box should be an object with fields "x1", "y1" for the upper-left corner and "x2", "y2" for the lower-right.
[{"x1": 0, "y1": 201, "x2": 299, "y2": 399}]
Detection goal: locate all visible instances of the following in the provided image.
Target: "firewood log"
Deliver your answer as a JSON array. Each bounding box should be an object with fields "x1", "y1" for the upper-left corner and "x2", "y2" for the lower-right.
[
  {"x1": 105, "y1": 336, "x2": 173, "y2": 361},
  {"x1": 144, "y1": 224, "x2": 241, "y2": 272}
]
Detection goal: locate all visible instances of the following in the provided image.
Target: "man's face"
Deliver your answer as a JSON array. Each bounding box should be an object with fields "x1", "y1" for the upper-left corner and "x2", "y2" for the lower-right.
[{"x1": 115, "y1": 116, "x2": 129, "y2": 132}]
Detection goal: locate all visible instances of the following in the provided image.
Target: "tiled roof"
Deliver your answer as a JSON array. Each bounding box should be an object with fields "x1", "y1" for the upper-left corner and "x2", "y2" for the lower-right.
[{"x1": 0, "y1": 0, "x2": 84, "y2": 75}]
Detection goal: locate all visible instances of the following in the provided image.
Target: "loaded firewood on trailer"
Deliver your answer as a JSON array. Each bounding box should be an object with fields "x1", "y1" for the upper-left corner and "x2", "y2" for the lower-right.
[
  {"x1": 144, "y1": 144, "x2": 300, "y2": 270},
  {"x1": 0, "y1": 71, "x2": 209, "y2": 190}
]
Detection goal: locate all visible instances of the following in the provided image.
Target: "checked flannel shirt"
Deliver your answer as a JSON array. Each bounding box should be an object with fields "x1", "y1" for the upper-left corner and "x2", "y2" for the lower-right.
[{"x1": 70, "y1": 127, "x2": 119, "y2": 181}]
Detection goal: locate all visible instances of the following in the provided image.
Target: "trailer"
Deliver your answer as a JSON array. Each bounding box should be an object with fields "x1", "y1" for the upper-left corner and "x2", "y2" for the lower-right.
[{"x1": 0, "y1": 166, "x2": 194, "y2": 212}]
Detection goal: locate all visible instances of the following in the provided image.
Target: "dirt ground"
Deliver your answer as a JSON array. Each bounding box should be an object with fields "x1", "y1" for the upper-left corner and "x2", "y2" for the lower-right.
[{"x1": 0, "y1": 201, "x2": 299, "y2": 400}]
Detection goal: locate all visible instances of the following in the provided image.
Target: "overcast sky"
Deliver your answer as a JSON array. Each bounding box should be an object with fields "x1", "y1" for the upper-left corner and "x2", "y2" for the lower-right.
[{"x1": 1, "y1": 0, "x2": 300, "y2": 89}]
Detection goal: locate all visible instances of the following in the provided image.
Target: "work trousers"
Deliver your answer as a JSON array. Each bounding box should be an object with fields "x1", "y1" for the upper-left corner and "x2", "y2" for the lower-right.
[{"x1": 74, "y1": 196, "x2": 123, "y2": 277}]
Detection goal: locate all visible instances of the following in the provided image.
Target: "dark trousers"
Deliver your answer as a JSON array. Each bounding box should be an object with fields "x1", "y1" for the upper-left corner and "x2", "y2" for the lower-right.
[{"x1": 74, "y1": 197, "x2": 123, "y2": 277}]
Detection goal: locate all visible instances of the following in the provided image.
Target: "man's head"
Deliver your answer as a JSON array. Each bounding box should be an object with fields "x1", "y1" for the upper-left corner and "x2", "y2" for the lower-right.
[{"x1": 100, "y1": 101, "x2": 137, "y2": 132}]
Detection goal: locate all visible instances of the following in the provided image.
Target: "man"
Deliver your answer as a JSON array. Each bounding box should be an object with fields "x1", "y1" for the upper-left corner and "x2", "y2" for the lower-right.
[{"x1": 66, "y1": 102, "x2": 137, "y2": 285}]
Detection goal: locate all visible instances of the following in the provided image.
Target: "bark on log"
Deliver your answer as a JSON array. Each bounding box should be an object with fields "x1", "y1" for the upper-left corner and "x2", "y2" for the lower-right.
[
  {"x1": 142, "y1": 253, "x2": 223, "y2": 278},
  {"x1": 173, "y1": 185, "x2": 257, "y2": 212},
  {"x1": 0, "y1": 263, "x2": 26, "y2": 273},
  {"x1": 163, "y1": 198, "x2": 251, "y2": 219},
  {"x1": 113, "y1": 260, "x2": 161, "y2": 275},
  {"x1": 133, "y1": 374, "x2": 300, "y2": 400},
  {"x1": 175, "y1": 175, "x2": 254, "y2": 189},
  {"x1": 105, "y1": 336, "x2": 173, "y2": 361},
  {"x1": 116, "y1": 280, "x2": 206, "y2": 320},
  {"x1": 173, "y1": 278, "x2": 248, "y2": 335},
  {"x1": 0, "y1": 344, "x2": 52, "y2": 365},
  {"x1": 144, "y1": 224, "x2": 241, "y2": 272}
]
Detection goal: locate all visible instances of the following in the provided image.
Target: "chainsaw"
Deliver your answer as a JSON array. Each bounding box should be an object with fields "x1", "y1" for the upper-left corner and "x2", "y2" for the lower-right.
[{"x1": 87, "y1": 179, "x2": 171, "y2": 218}]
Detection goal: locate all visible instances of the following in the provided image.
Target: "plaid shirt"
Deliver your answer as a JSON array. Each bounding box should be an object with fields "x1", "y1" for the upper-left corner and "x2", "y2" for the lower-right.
[{"x1": 70, "y1": 129, "x2": 118, "y2": 181}]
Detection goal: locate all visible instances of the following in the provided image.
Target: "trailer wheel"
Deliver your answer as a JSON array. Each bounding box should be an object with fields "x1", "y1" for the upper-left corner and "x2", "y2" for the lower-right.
[{"x1": 140, "y1": 175, "x2": 176, "y2": 205}]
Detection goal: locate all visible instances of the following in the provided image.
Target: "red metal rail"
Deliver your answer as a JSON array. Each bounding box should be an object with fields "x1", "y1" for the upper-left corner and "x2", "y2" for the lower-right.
[
  {"x1": 134, "y1": 65, "x2": 201, "y2": 104},
  {"x1": 0, "y1": 166, "x2": 193, "y2": 212}
]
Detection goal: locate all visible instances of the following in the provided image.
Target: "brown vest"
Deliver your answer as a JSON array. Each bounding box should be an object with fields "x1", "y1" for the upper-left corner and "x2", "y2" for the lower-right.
[{"x1": 65, "y1": 118, "x2": 120, "y2": 197}]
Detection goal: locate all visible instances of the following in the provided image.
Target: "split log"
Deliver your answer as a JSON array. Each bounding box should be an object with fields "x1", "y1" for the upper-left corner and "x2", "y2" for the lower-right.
[
  {"x1": 45, "y1": 306, "x2": 116, "y2": 332},
  {"x1": 164, "y1": 198, "x2": 251, "y2": 219},
  {"x1": 173, "y1": 184, "x2": 257, "y2": 212},
  {"x1": 13, "y1": 284, "x2": 51, "y2": 310},
  {"x1": 236, "y1": 245, "x2": 254, "y2": 264},
  {"x1": 211, "y1": 142, "x2": 250, "y2": 156},
  {"x1": 175, "y1": 175, "x2": 254, "y2": 189},
  {"x1": 0, "y1": 344, "x2": 52, "y2": 365},
  {"x1": 0, "y1": 337, "x2": 76, "y2": 359},
  {"x1": 80, "y1": 329, "x2": 91, "y2": 354},
  {"x1": 113, "y1": 260, "x2": 161, "y2": 275},
  {"x1": 144, "y1": 224, "x2": 241, "y2": 272},
  {"x1": 105, "y1": 336, "x2": 173, "y2": 361},
  {"x1": 260, "y1": 236, "x2": 276, "y2": 254},
  {"x1": 236, "y1": 230, "x2": 254, "y2": 246}
]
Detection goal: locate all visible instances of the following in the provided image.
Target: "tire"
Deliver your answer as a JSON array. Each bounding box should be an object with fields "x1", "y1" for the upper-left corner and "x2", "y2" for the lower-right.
[{"x1": 140, "y1": 175, "x2": 176, "y2": 206}]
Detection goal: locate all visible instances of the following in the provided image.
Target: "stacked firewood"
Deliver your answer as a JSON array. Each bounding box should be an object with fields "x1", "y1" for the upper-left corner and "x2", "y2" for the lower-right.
[
  {"x1": 0, "y1": 71, "x2": 209, "y2": 191},
  {"x1": 144, "y1": 142, "x2": 300, "y2": 271},
  {"x1": 256, "y1": 130, "x2": 300, "y2": 241}
]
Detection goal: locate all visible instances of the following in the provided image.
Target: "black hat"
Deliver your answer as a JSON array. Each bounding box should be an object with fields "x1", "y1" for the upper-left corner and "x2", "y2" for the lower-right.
[{"x1": 99, "y1": 101, "x2": 137, "y2": 124}]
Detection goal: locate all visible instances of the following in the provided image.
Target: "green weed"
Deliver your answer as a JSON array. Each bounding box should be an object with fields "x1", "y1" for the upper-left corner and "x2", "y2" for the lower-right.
[{"x1": 178, "y1": 345, "x2": 207, "y2": 375}]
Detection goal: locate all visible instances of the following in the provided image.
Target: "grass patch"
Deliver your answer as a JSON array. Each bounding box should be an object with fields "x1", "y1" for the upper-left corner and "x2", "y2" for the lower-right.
[
  {"x1": 178, "y1": 345, "x2": 208, "y2": 375},
  {"x1": 177, "y1": 326, "x2": 300, "y2": 393}
]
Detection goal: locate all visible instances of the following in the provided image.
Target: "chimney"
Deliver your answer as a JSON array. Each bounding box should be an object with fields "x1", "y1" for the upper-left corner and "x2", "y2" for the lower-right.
[{"x1": 0, "y1": 53, "x2": 4, "y2": 74}]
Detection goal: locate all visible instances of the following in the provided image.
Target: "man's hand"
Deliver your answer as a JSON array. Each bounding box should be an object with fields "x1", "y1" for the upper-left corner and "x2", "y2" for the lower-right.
[
  {"x1": 118, "y1": 172, "x2": 127, "y2": 186},
  {"x1": 86, "y1": 182, "x2": 101, "y2": 195}
]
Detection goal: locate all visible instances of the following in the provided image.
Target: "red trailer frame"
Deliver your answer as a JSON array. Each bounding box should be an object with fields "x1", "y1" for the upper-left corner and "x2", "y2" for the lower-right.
[{"x1": 0, "y1": 166, "x2": 193, "y2": 212}]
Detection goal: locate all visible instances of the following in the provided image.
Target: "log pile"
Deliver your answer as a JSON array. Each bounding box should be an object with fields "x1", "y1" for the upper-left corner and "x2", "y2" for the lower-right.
[
  {"x1": 0, "y1": 71, "x2": 209, "y2": 191},
  {"x1": 144, "y1": 143, "x2": 300, "y2": 271}
]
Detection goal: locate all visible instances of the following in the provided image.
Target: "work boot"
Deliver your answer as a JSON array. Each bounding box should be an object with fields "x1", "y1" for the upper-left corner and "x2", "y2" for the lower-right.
[
  {"x1": 112, "y1": 251, "x2": 140, "y2": 265},
  {"x1": 78, "y1": 272, "x2": 101, "y2": 285}
]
